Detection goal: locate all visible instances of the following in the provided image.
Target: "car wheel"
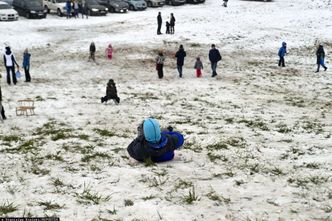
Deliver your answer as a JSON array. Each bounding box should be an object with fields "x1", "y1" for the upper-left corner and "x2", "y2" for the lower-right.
[
  {"x1": 57, "y1": 8, "x2": 62, "y2": 17},
  {"x1": 44, "y1": 5, "x2": 50, "y2": 13},
  {"x1": 129, "y1": 5, "x2": 134, "y2": 10}
]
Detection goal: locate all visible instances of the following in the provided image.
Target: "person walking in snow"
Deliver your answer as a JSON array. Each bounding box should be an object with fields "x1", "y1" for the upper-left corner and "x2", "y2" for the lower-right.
[
  {"x1": 194, "y1": 56, "x2": 203, "y2": 78},
  {"x1": 80, "y1": 0, "x2": 88, "y2": 19},
  {"x1": 66, "y1": 0, "x2": 72, "y2": 19},
  {"x1": 208, "y1": 44, "x2": 222, "y2": 77},
  {"x1": 278, "y1": 42, "x2": 287, "y2": 67},
  {"x1": 315, "y1": 44, "x2": 328, "y2": 72},
  {"x1": 0, "y1": 85, "x2": 6, "y2": 120},
  {"x1": 3, "y1": 46, "x2": 19, "y2": 85},
  {"x1": 223, "y1": 0, "x2": 228, "y2": 7},
  {"x1": 88, "y1": 42, "x2": 96, "y2": 62},
  {"x1": 73, "y1": 0, "x2": 79, "y2": 18},
  {"x1": 175, "y1": 44, "x2": 186, "y2": 78},
  {"x1": 127, "y1": 118, "x2": 184, "y2": 162},
  {"x1": 22, "y1": 48, "x2": 31, "y2": 82},
  {"x1": 170, "y1": 13, "x2": 176, "y2": 34},
  {"x1": 101, "y1": 79, "x2": 120, "y2": 104},
  {"x1": 165, "y1": 21, "x2": 170, "y2": 34},
  {"x1": 157, "y1": 12, "x2": 162, "y2": 35},
  {"x1": 156, "y1": 51, "x2": 165, "y2": 79}
]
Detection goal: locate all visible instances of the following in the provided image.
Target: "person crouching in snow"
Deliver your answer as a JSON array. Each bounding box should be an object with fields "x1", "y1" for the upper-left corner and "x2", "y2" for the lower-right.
[
  {"x1": 101, "y1": 79, "x2": 120, "y2": 104},
  {"x1": 278, "y1": 42, "x2": 287, "y2": 67},
  {"x1": 127, "y1": 118, "x2": 184, "y2": 163}
]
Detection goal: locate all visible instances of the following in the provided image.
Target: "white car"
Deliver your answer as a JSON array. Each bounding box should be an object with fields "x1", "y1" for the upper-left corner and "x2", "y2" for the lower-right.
[
  {"x1": 43, "y1": 0, "x2": 69, "y2": 17},
  {"x1": 0, "y1": 1, "x2": 18, "y2": 21}
]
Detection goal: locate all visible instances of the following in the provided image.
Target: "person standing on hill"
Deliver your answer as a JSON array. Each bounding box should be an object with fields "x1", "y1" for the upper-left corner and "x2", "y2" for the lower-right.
[
  {"x1": 156, "y1": 51, "x2": 165, "y2": 79},
  {"x1": 208, "y1": 44, "x2": 222, "y2": 77},
  {"x1": 22, "y1": 48, "x2": 31, "y2": 82},
  {"x1": 157, "y1": 12, "x2": 162, "y2": 35},
  {"x1": 194, "y1": 56, "x2": 203, "y2": 78},
  {"x1": 66, "y1": 0, "x2": 71, "y2": 19},
  {"x1": 315, "y1": 44, "x2": 328, "y2": 72},
  {"x1": 170, "y1": 13, "x2": 176, "y2": 34},
  {"x1": 3, "y1": 46, "x2": 19, "y2": 85},
  {"x1": 88, "y1": 42, "x2": 96, "y2": 62},
  {"x1": 73, "y1": 0, "x2": 79, "y2": 18},
  {"x1": 278, "y1": 42, "x2": 287, "y2": 67},
  {"x1": 0, "y1": 85, "x2": 6, "y2": 120},
  {"x1": 175, "y1": 44, "x2": 186, "y2": 78}
]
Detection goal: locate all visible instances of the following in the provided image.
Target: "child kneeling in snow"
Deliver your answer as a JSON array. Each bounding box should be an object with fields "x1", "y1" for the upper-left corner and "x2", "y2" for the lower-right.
[
  {"x1": 127, "y1": 118, "x2": 184, "y2": 162},
  {"x1": 101, "y1": 79, "x2": 120, "y2": 104}
]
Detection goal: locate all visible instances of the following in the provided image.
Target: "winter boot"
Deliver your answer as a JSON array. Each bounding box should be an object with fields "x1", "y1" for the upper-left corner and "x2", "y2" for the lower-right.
[{"x1": 324, "y1": 66, "x2": 327, "y2": 71}]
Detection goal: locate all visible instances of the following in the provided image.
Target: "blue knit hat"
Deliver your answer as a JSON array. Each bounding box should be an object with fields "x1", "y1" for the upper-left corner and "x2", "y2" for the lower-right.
[{"x1": 143, "y1": 118, "x2": 161, "y2": 143}]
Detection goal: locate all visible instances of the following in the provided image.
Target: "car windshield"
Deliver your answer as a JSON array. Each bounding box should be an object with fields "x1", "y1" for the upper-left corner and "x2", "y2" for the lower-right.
[
  {"x1": 0, "y1": 4, "x2": 12, "y2": 9},
  {"x1": 87, "y1": 0, "x2": 99, "y2": 4},
  {"x1": 26, "y1": 1, "x2": 42, "y2": 7}
]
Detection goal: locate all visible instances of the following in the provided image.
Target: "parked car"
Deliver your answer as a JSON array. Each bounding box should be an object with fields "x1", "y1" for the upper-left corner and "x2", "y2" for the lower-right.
[
  {"x1": 0, "y1": 1, "x2": 18, "y2": 21},
  {"x1": 43, "y1": 0, "x2": 70, "y2": 17},
  {"x1": 186, "y1": 0, "x2": 204, "y2": 4},
  {"x1": 145, "y1": 0, "x2": 164, "y2": 7},
  {"x1": 124, "y1": 0, "x2": 146, "y2": 10},
  {"x1": 97, "y1": 0, "x2": 128, "y2": 13},
  {"x1": 165, "y1": 0, "x2": 185, "y2": 6},
  {"x1": 82, "y1": 0, "x2": 108, "y2": 16},
  {"x1": 12, "y1": 0, "x2": 47, "y2": 19},
  {"x1": 1, "y1": 0, "x2": 12, "y2": 5}
]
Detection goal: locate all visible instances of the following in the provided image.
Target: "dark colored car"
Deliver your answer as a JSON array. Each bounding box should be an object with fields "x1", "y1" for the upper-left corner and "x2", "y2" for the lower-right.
[
  {"x1": 97, "y1": 0, "x2": 128, "y2": 13},
  {"x1": 82, "y1": 0, "x2": 108, "y2": 16},
  {"x1": 186, "y1": 0, "x2": 204, "y2": 4},
  {"x1": 12, "y1": 0, "x2": 47, "y2": 18},
  {"x1": 165, "y1": 0, "x2": 185, "y2": 6}
]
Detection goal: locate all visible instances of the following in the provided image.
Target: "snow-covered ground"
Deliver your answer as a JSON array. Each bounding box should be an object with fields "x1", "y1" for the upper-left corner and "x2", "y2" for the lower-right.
[{"x1": 0, "y1": 0, "x2": 332, "y2": 220}]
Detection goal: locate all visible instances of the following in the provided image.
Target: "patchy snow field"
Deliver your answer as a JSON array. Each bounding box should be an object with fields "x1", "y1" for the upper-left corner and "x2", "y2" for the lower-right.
[{"x1": 0, "y1": 0, "x2": 332, "y2": 220}]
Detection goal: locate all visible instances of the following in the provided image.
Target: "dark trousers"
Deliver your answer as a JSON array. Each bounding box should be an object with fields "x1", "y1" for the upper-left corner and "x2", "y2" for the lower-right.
[
  {"x1": 24, "y1": 67, "x2": 31, "y2": 82},
  {"x1": 0, "y1": 104, "x2": 5, "y2": 120},
  {"x1": 170, "y1": 25, "x2": 174, "y2": 34},
  {"x1": 278, "y1": 57, "x2": 285, "y2": 67},
  {"x1": 102, "y1": 96, "x2": 120, "y2": 104},
  {"x1": 316, "y1": 64, "x2": 327, "y2": 72},
  {"x1": 157, "y1": 64, "x2": 163, "y2": 79},
  {"x1": 211, "y1": 62, "x2": 218, "y2": 77},
  {"x1": 177, "y1": 65, "x2": 183, "y2": 78},
  {"x1": 6, "y1": 66, "x2": 17, "y2": 85},
  {"x1": 157, "y1": 24, "x2": 162, "y2": 34}
]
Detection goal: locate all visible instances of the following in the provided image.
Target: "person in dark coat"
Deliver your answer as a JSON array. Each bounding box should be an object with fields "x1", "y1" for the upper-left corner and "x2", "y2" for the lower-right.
[
  {"x1": 88, "y1": 42, "x2": 96, "y2": 62},
  {"x1": 66, "y1": 0, "x2": 71, "y2": 19},
  {"x1": 175, "y1": 44, "x2": 186, "y2": 78},
  {"x1": 0, "y1": 85, "x2": 6, "y2": 120},
  {"x1": 22, "y1": 48, "x2": 31, "y2": 82},
  {"x1": 101, "y1": 79, "x2": 120, "y2": 104},
  {"x1": 3, "y1": 46, "x2": 19, "y2": 85},
  {"x1": 127, "y1": 118, "x2": 184, "y2": 162},
  {"x1": 315, "y1": 44, "x2": 328, "y2": 72},
  {"x1": 278, "y1": 42, "x2": 287, "y2": 67},
  {"x1": 170, "y1": 13, "x2": 175, "y2": 34},
  {"x1": 165, "y1": 21, "x2": 170, "y2": 34},
  {"x1": 157, "y1": 12, "x2": 162, "y2": 35},
  {"x1": 156, "y1": 51, "x2": 165, "y2": 79},
  {"x1": 223, "y1": 0, "x2": 228, "y2": 7},
  {"x1": 208, "y1": 44, "x2": 222, "y2": 77}
]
